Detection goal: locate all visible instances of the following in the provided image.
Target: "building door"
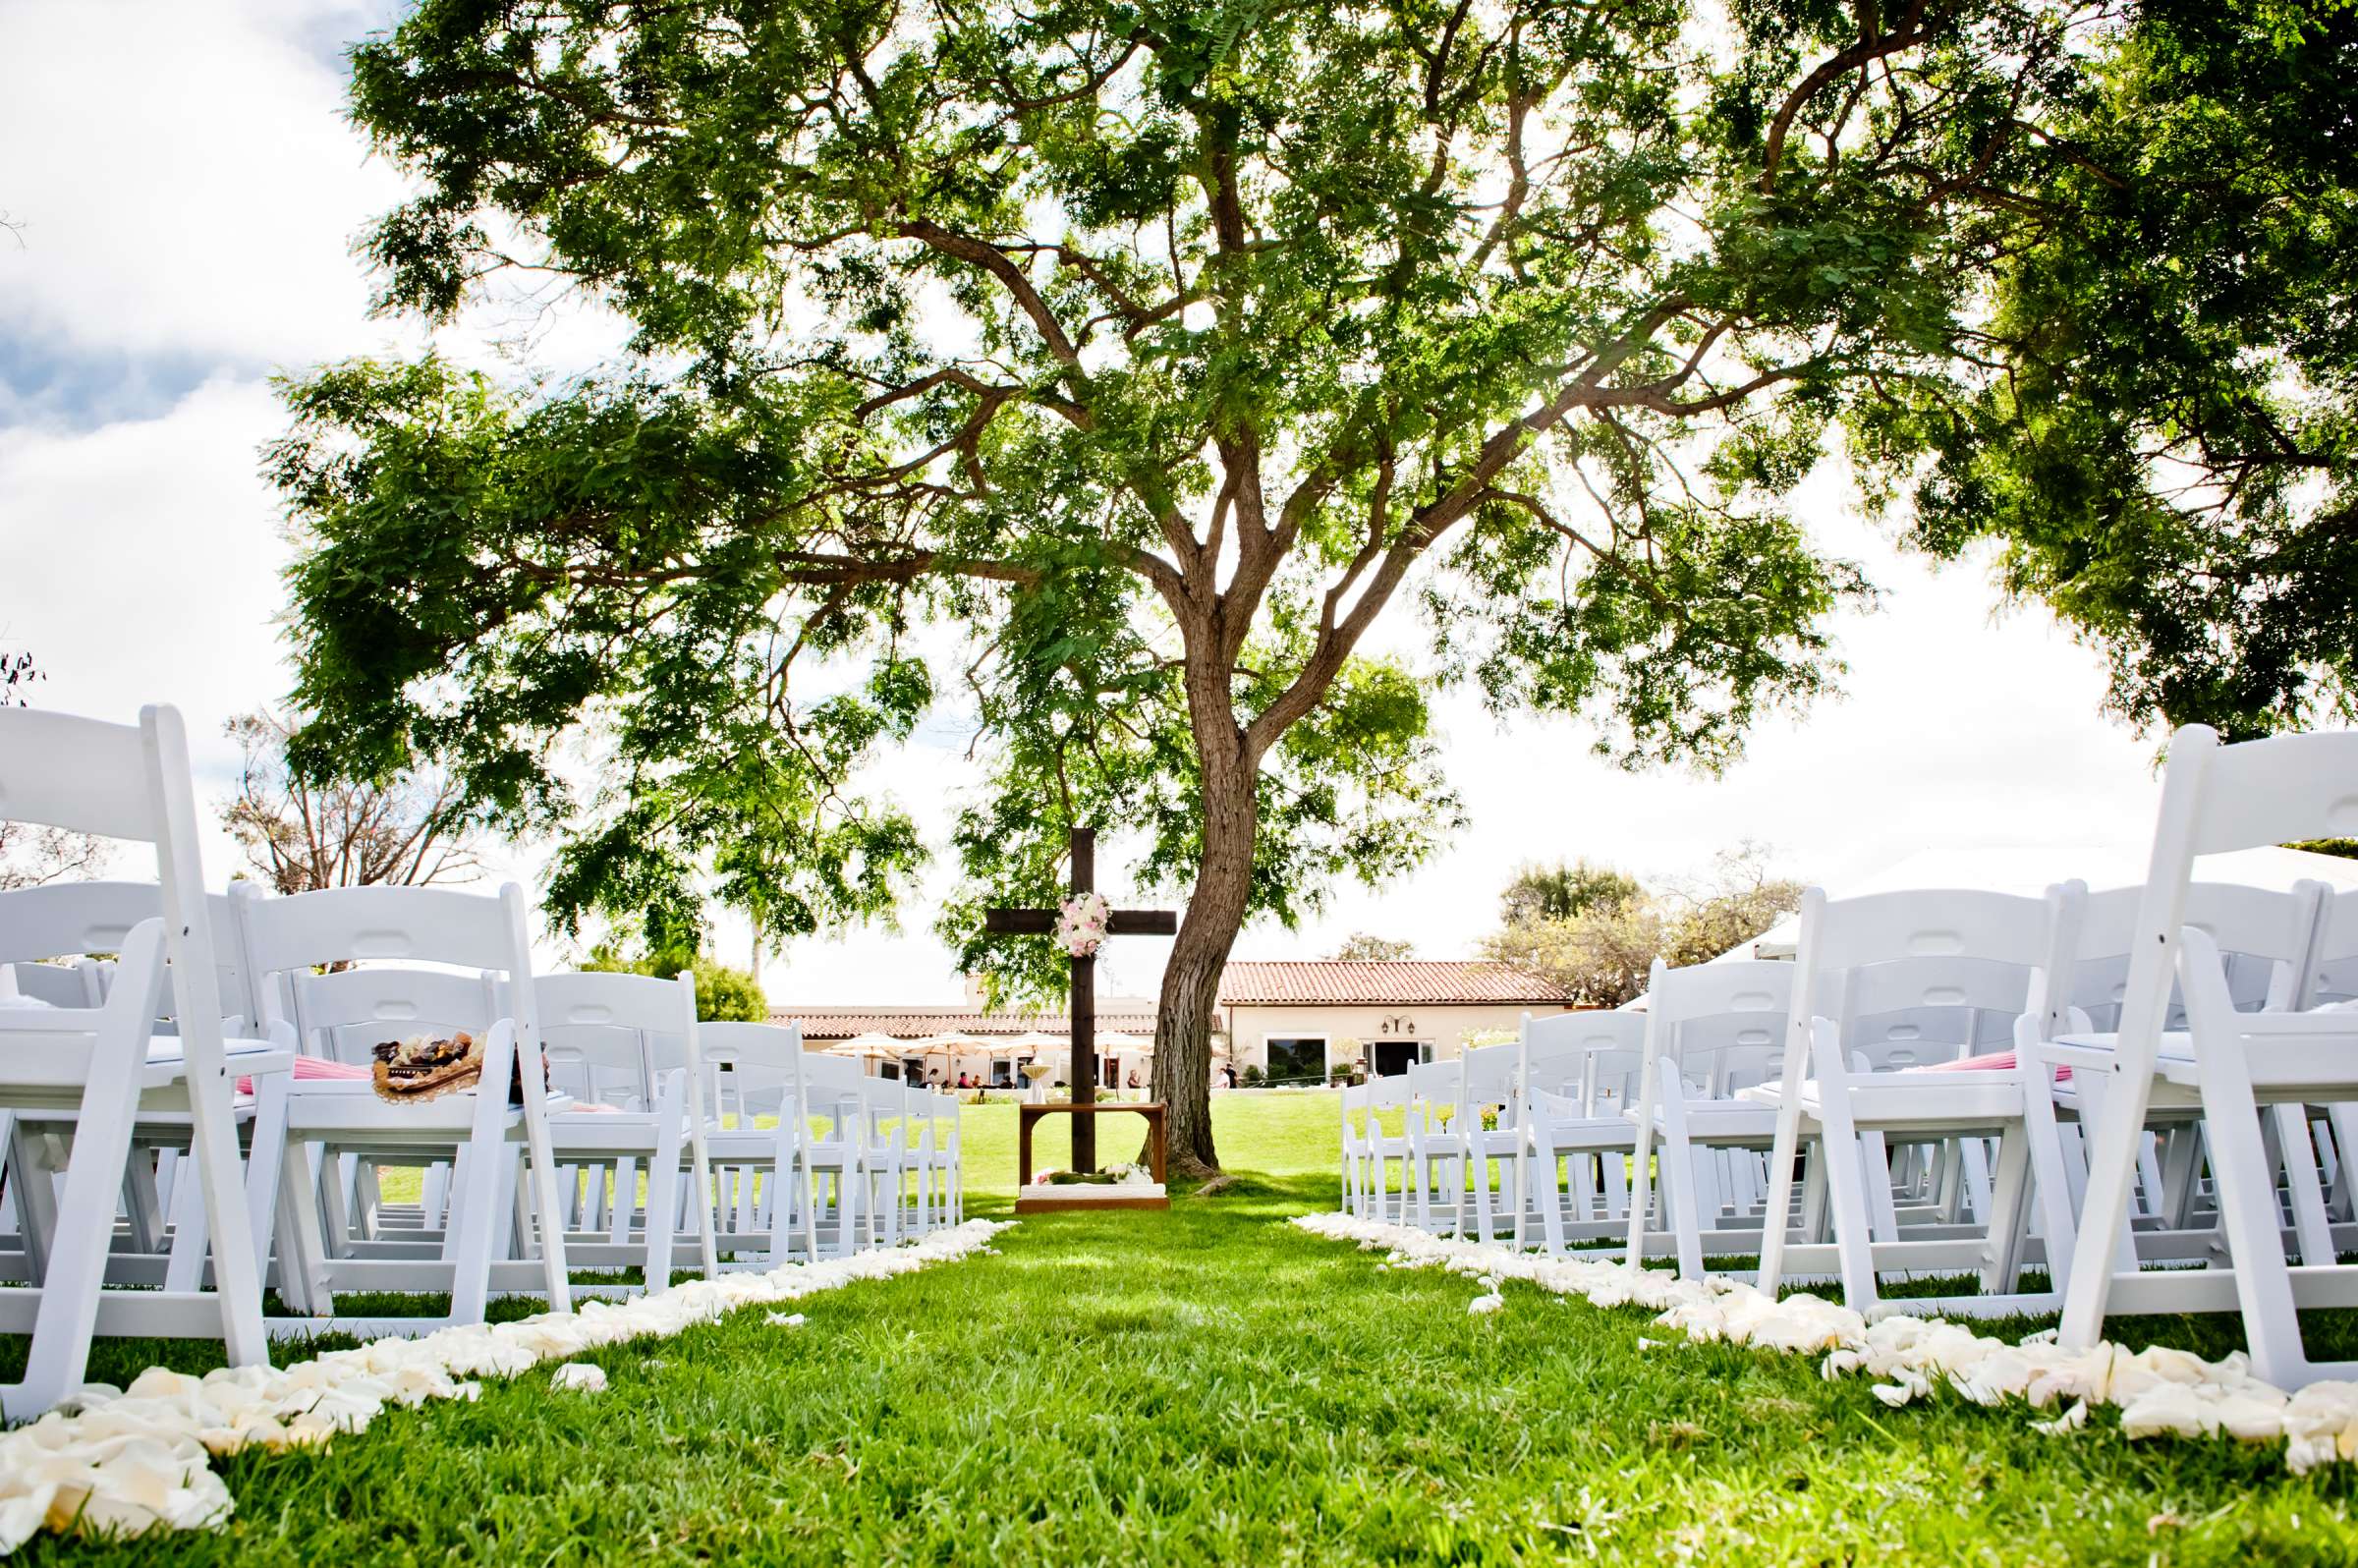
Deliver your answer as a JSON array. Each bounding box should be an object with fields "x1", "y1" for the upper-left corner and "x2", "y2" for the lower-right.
[{"x1": 1372, "y1": 1039, "x2": 1424, "y2": 1078}]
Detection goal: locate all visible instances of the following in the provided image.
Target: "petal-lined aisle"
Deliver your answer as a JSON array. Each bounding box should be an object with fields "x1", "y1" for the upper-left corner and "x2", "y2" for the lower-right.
[
  {"x1": 1293, "y1": 1212, "x2": 2358, "y2": 1474},
  {"x1": 0, "y1": 1220, "x2": 1013, "y2": 1553}
]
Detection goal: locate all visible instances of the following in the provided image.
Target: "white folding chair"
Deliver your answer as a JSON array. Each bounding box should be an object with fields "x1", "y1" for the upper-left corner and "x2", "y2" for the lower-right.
[
  {"x1": 797, "y1": 1049, "x2": 876, "y2": 1255},
  {"x1": 2057, "y1": 725, "x2": 2358, "y2": 1385},
  {"x1": 696, "y1": 1020, "x2": 826, "y2": 1264},
  {"x1": 1623, "y1": 959, "x2": 1795, "y2": 1277},
  {"x1": 1403, "y1": 1058, "x2": 1468, "y2": 1232},
  {"x1": 0, "y1": 880, "x2": 272, "y2": 1281},
  {"x1": 861, "y1": 1074, "x2": 914, "y2": 1244},
  {"x1": 1361, "y1": 1074, "x2": 1413, "y2": 1222},
  {"x1": 238, "y1": 882, "x2": 572, "y2": 1330},
  {"x1": 1748, "y1": 885, "x2": 2081, "y2": 1314},
  {"x1": 1516, "y1": 1010, "x2": 1647, "y2": 1253},
  {"x1": 538, "y1": 969, "x2": 717, "y2": 1290},
  {"x1": 1337, "y1": 1079, "x2": 1372, "y2": 1214},
  {"x1": 1456, "y1": 1042, "x2": 1524, "y2": 1243},
  {"x1": 2034, "y1": 880, "x2": 2327, "y2": 1261},
  {"x1": 0, "y1": 704, "x2": 277, "y2": 1416}
]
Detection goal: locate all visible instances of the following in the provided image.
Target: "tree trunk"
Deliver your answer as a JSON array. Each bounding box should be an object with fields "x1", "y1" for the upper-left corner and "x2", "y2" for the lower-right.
[{"x1": 1150, "y1": 746, "x2": 1258, "y2": 1177}]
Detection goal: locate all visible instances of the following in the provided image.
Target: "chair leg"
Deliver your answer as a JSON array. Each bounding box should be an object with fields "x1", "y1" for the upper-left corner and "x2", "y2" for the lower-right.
[
  {"x1": 1814, "y1": 1106, "x2": 1881, "y2": 1312},
  {"x1": 2022, "y1": 1071, "x2": 2081, "y2": 1294},
  {"x1": 1656, "y1": 1086, "x2": 1707, "y2": 1282},
  {"x1": 271, "y1": 1137, "x2": 333, "y2": 1317},
  {"x1": 1471, "y1": 1148, "x2": 1496, "y2": 1245},
  {"x1": 1536, "y1": 1146, "x2": 1567, "y2": 1256},
  {"x1": 643, "y1": 1081, "x2": 685, "y2": 1293},
  {"x1": 6, "y1": 1065, "x2": 141, "y2": 1419},
  {"x1": 1978, "y1": 1124, "x2": 2035, "y2": 1294},
  {"x1": 1755, "y1": 1097, "x2": 1809, "y2": 1296},
  {"x1": 2195, "y1": 1050, "x2": 2322, "y2": 1388},
  {"x1": 2273, "y1": 1102, "x2": 2336, "y2": 1267}
]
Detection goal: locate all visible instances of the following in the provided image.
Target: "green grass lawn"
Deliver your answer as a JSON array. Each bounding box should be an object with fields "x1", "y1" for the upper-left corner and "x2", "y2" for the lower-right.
[{"x1": 15, "y1": 1092, "x2": 2358, "y2": 1564}]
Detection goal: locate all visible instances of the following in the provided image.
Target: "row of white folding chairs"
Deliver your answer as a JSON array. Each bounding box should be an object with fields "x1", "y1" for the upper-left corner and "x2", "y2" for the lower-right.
[
  {"x1": 1341, "y1": 859, "x2": 2358, "y2": 1362},
  {"x1": 1615, "y1": 879, "x2": 2335, "y2": 1309},
  {"x1": 0, "y1": 702, "x2": 962, "y2": 1416},
  {"x1": 1604, "y1": 727, "x2": 2358, "y2": 1390},
  {"x1": 2, "y1": 882, "x2": 960, "y2": 1305}
]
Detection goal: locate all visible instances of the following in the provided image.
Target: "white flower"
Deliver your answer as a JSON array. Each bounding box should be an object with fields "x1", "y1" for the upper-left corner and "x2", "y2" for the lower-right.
[
  {"x1": 1289, "y1": 1209, "x2": 2358, "y2": 1477},
  {"x1": 550, "y1": 1364, "x2": 607, "y2": 1393},
  {"x1": 766, "y1": 1313, "x2": 808, "y2": 1328},
  {"x1": 1053, "y1": 892, "x2": 1112, "y2": 957}
]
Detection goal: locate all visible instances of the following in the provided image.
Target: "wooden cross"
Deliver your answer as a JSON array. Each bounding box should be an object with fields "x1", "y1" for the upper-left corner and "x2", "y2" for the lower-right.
[{"x1": 982, "y1": 826, "x2": 1176, "y2": 1173}]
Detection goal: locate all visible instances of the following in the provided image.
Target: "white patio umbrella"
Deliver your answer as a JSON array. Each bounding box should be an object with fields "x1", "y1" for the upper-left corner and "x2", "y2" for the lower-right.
[
  {"x1": 1095, "y1": 1030, "x2": 1151, "y2": 1052},
  {"x1": 824, "y1": 1032, "x2": 908, "y2": 1061}
]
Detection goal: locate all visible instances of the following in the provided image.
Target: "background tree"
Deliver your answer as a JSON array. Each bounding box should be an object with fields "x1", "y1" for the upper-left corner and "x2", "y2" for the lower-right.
[
  {"x1": 1498, "y1": 861, "x2": 1645, "y2": 925},
  {"x1": 1657, "y1": 844, "x2": 1806, "y2": 968},
  {"x1": 222, "y1": 709, "x2": 480, "y2": 894},
  {"x1": 271, "y1": 0, "x2": 2324, "y2": 1172},
  {"x1": 1330, "y1": 933, "x2": 1415, "y2": 962},
  {"x1": 1484, "y1": 844, "x2": 1801, "y2": 1003},
  {"x1": 1481, "y1": 898, "x2": 1666, "y2": 1008}
]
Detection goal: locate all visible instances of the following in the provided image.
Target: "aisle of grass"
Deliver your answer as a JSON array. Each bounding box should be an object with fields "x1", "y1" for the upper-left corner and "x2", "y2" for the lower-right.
[{"x1": 15, "y1": 1092, "x2": 2358, "y2": 1564}]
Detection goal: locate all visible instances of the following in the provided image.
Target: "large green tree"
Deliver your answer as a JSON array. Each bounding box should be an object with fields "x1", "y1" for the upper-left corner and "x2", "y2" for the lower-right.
[{"x1": 271, "y1": 0, "x2": 2341, "y2": 1171}]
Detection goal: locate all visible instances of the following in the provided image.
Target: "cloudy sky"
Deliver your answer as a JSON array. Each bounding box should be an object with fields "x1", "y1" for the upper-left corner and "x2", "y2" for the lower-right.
[{"x1": 0, "y1": 0, "x2": 2181, "y2": 1006}]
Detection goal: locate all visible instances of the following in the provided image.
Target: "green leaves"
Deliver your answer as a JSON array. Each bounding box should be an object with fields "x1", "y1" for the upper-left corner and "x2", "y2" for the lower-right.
[
  {"x1": 1899, "y1": 2, "x2": 2358, "y2": 737},
  {"x1": 274, "y1": 0, "x2": 2347, "y2": 975}
]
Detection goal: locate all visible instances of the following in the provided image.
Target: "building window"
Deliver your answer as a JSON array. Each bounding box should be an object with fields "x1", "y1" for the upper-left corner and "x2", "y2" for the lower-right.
[{"x1": 1263, "y1": 1036, "x2": 1327, "y2": 1087}]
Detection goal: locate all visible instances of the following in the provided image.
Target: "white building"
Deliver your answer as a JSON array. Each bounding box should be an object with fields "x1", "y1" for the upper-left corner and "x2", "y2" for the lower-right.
[{"x1": 1216, "y1": 961, "x2": 1574, "y2": 1085}]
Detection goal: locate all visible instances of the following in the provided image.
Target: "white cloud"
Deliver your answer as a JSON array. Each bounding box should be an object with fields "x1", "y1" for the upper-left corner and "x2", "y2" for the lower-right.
[{"x1": 0, "y1": 1, "x2": 409, "y2": 373}]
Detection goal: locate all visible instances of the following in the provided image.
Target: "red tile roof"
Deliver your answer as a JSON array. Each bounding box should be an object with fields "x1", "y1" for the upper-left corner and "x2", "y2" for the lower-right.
[
  {"x1": 1216, "y1": 961, "x2": 1571, "y2": 1007},
  {"x1": 769, "y1": 1006, "x2": 1158, "y2": 1041}
]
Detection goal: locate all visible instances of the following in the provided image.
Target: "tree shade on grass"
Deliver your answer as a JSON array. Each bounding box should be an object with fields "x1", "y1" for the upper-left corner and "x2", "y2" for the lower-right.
[{"x1": 12, "y1": 1095, "x2": 2358, "y2": 1564}]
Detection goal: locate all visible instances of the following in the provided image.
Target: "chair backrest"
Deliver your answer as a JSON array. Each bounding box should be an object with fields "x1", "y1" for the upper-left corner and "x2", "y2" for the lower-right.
[
  {"x1": 1833, "y1": 954, "x2": 2031, "y2": 1068},
  {"x1": 1521, "y1": 1009, "x2": 1647, "y2": 1111},
  {"x1": 236, "y1": 881, "x2": 543, "y2": 1083},
  {"x1": 797, "y1": 1048, "x2": 870, "y2": 1127},
  {"x1": 536, "y1": 969, "x2": 700, "y2": 1111},
  {"x1": 1780, "y1": 883, "x2": 2079, "y2": 1091},
  {"x1": 1339, "y1": 1078, "x2": 1370, "y2": 1145},
  {"x1": 2112, "y1": 725, "x2": 2358, "y2": 1060},
  {"x1": 1364, "y1": 1072, "x2": 1413, "y2": 1114},
  {"x1": 1459, "y1": 1040, "x2": 1520, "y2": 1107},
  {"x1": 0, "y1": 916, "x2": 171, "y2": 1089},
  {"x1": 1404, "y1": 1058, "x2": 1461, "y2": 1135},
  {"x1": 277, "y1": 964, "x2": 504, "y2": 1068},
  {"x1": 0, "y1": 881, "x2": 265, "y2": 1027},
  {"x1": 1643, "y1": 959, "x2": 1793, "y2": 1097},
  {"x1": 699, "y1": 1019, "x2": 808, "y2": 1122},
  {"x1": 0, "y1": 705, "x2": 235, "y2": 1073},
  {"x1": 2071, "y1": 880, "x2": 2319, "y2": 1028},
  {"x1": 2308, "y1": 887, "x2": 2358, "y2": 1006}
]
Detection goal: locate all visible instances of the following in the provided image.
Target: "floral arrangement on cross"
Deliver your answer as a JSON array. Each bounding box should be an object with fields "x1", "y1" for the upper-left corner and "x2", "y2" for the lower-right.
[{"x1": 1053, "y1": 890, "x2": 1110, "y2": 958}]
